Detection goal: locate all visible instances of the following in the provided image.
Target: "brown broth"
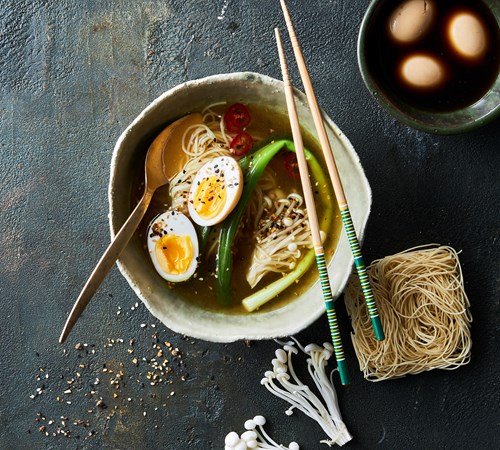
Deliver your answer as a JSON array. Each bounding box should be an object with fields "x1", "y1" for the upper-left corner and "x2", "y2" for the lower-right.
[
  {"x1": 131, "y1": 104, "x2": 341, "y2": 314},
  {"x1": 366, "y1": 0, "x2": 500, "y2": 112}
]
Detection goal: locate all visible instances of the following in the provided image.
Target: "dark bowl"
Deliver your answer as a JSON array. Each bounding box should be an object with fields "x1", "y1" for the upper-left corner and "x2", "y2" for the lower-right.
[{"x1": 358, "y1": 0, "x2": 500, "y2": 134}]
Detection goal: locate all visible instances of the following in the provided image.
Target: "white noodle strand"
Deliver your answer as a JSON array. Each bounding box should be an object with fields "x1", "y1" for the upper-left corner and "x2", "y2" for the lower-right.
[{"x1": 168, "y1": 109, "x2": 232, "y2": 214}]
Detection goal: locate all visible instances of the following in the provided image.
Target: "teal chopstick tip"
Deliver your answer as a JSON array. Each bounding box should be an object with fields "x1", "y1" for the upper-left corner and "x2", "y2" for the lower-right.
[
  {"x1": 337, "y1": 359, "x2": 350, "y2": 386},
  {"x1": 372, "y1": 316, "x2": 385, "y2": 341}
]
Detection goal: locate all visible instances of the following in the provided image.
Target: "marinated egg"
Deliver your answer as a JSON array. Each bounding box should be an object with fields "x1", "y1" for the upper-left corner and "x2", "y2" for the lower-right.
[
  {"x1": 188, "y1": 156, "x2": 243, "y2": 226},
  {"x1": 448, "y1": 12, "x2": 487, "y2": 60},
  {"x1": 399, "y1": 54, "x2": 445, "y2": 89},
  {"x1": 147, "y1": 211, "x2": 199, "y2": 282},
  {"x1": 389, "y1": 0, "x2": 434, "y2": 43}
]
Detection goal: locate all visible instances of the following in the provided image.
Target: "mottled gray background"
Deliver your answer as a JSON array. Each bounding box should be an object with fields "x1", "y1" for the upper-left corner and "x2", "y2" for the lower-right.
[{"x1": 1, "y1": 0, "x2": 499, "y2": 449}]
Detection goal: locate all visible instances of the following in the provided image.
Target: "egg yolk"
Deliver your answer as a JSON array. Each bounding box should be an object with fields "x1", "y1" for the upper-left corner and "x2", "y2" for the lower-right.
[
  {"x1": 192, "y1": 176, "x2": 227, "y2": 220},
  {"x1": 155, "y1": 234, "x2": 193, "y2": 275}
]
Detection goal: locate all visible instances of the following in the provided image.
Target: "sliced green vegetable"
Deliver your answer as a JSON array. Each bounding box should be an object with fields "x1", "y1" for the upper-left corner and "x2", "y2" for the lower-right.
[
  {"x1": 196, "y1": 224, "x2": 212, "y2": 253},
  {"x1": 216, "y1": 140, "x2": 287, "y2": 305},
  {"x1": 242, "y1": 248, "x2": 316, "y2": 312},
  {"x1": 216, "y1": 139, "x2": 333, "y2": 308}
]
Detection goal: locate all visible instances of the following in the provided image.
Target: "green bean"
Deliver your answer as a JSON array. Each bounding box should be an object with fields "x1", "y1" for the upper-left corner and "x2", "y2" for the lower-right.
[
  {"x1": 216, "y1": 139, "x2": 333, "y2": 308},
  {"x1": 196, "y1": 224, "x2": 212, "y2": 253},
  {"x1": 216, "y1": 141, "x2": 286, "y2": 305}
]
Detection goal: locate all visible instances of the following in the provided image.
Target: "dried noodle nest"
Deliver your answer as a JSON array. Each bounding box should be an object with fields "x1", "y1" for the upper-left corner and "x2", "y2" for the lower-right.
[{"x1": 345, "y1": 245, "x2": 472, "y2": 381}]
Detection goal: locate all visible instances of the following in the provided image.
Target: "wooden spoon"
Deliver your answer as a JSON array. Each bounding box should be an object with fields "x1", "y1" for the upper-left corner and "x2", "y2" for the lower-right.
[{"x1": 59, "y1": 113, "x2": 203, "y2": 344}]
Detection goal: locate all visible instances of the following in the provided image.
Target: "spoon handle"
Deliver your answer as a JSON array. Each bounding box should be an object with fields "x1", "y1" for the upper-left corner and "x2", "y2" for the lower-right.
[{"x1": 59, "y1": 189, "x2": 154, "y2": 344}]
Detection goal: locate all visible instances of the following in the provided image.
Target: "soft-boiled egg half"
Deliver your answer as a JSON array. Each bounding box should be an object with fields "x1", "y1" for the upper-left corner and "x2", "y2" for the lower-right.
[
  {"x1": 147, "y1": 211, "x2": 199, "y2": 282},
  {"x1": 188, "y1": 156, "x2": 243, "y2": 226}
]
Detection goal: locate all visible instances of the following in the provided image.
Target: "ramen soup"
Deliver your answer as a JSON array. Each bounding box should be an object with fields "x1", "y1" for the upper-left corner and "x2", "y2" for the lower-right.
[{"x1": 132, "y1": 103, "x2": 341, "y2": 314}]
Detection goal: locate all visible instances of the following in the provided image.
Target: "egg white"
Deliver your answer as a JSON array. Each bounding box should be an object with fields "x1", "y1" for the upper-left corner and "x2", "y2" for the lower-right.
[
  {"x1": 147, "y1": 211, "x2": 199, "y2": 282},
  {"x1": 188, "y1": 156, "x2": 243, "y2": 226}
]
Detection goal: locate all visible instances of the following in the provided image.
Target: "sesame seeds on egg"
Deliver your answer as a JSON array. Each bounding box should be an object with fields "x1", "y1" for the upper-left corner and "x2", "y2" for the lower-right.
[
  {"x1": 147, "y1": 211, "x2": 199, "y2": 282},
  {"x1": 188, "y1": 156, "x2": 243, "y2": 226}
]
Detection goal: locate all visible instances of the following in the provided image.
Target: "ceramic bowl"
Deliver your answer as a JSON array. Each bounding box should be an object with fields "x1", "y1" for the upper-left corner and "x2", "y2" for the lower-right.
[
  {"x1": 358, "y1": 0, "x2": 500, "y2": 134},
  {"x1": 109, "y1": 72, "x2": 371, "y2": 342}
]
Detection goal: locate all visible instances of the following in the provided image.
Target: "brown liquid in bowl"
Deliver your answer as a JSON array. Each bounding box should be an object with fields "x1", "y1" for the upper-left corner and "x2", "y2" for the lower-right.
[
  {"x1": 130, "y1": 104, "x2": 342, "y2": 314},
  {"x1": 366, "y1": 0, "x2": 500, "y2": 112}
]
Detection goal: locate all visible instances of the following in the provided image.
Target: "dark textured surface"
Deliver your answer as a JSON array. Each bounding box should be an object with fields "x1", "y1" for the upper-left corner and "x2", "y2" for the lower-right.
[{"x1": 0, "y1": 1, "x2": 499, "y2": 449}]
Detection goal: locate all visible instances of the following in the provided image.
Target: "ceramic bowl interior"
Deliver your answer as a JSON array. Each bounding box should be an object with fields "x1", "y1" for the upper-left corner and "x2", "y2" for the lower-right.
[
  {"x1": 109, "y1": 72, "x2": 371, "y2": 342},
  {"x1": 358, "y1": 0, "x2": 500, "y2": 134}
]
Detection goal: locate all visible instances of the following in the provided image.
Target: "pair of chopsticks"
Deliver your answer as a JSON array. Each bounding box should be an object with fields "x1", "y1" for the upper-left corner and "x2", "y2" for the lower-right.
[{"x1": 276, "y1": 0, "x2": 385, "y2": 385}]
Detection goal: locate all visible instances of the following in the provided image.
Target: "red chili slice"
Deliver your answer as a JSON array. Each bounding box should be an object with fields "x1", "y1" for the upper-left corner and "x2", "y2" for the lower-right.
[
  {"x1": 283, "y1": 152, "x2": 300, "y2": 180},
  {"x1": 224, "y1": 103, "x2": 251, "y2": 133},
  {"x1": 230, "y1": 132, "x2": 254, "y2": 157}
]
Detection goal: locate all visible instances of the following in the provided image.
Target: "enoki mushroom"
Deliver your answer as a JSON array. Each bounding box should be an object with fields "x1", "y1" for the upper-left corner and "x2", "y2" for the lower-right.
[
  {"x1": 246, "y1": 193, "x2": 313, "y2": 288},
  {"x1": 225, "y1": 415, "x2": 299, "y2": 450},
  {"x1": 261, "y1": 339, "x2": 352, "y2": 447}
]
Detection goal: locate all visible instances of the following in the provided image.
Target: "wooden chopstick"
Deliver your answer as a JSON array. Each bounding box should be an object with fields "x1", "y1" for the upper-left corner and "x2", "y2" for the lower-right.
[
  {"x1": 279, "y1": 0, "x2": 385, "y2": 341},
  {"x1": 275, "y1": 27, "x2": 349, "y2": 385}
]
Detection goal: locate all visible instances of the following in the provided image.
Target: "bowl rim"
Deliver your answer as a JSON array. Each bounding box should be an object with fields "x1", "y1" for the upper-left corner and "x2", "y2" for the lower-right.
[
  {"x1": 108, "y1": 71, "x2": 372, "y2": 342},
  {"x1": 357, "y1": 0, "x2": 500, "y2": 135}
]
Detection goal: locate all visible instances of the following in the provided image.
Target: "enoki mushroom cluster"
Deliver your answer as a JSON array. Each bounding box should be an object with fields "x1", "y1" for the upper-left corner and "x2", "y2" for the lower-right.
[
  {"x1": 261, "y1": 339, "x2": 352, "y2": 447},
  {"x1": 225, "y1": 415, "x2": 299, "y2": 450},
  {"x1": 247, "y1": 193, "x2": 312, "y2": 288},
  {"x1": 345, "y1": 245, "x2": 472, "y2": 381}
]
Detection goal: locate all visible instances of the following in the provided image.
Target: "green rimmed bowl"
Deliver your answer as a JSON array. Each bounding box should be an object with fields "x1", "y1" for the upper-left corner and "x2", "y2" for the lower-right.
[{"x1": 358, "y1": 0, "x2": 500, "y2": 135}]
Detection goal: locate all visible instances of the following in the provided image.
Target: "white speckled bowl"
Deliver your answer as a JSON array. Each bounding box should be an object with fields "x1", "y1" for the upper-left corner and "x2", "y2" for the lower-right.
[{"x1": 109, "y1": 72, "x2": 371, "y2": 342}]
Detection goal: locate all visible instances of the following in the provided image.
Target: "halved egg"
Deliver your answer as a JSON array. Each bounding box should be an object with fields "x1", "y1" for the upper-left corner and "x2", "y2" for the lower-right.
[
  {"x1": 188, "y1": 156, "x2": 243, "y2": 226},
  {"x1": 147, "y1": 211, "x2": 199, "y2": 282}
]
